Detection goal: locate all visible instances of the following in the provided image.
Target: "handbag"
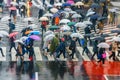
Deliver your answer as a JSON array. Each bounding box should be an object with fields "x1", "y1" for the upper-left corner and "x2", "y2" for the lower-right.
[{"x1": 102, "y1": 52, "x2": 106, "y2": 58}]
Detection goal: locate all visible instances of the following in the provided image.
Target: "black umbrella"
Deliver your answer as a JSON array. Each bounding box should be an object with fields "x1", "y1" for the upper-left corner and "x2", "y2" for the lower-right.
[
  {"x1": 98, "y1": 17, "x2": 107, "y2": 21},
  {"x1": 84, "y1": 34, "x2": 94, "y2": 37},
  {"x1": 100, "y1": 34, "x2": 109, "y2": 37},
  {"x1": 94, "y1": 37, "x2": 105, "y2": 41},
  {"x1": 111, "y1": 30, "x2": 120, "y2": 33},
  {"x1": 90, "y1": 3, "x2": 100, "y2": 8}
]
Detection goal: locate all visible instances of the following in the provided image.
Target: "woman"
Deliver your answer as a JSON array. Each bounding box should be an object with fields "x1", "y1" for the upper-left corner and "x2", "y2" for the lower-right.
[{"x1": 97, "y1": 48, "x2": 105, "y2": 64}]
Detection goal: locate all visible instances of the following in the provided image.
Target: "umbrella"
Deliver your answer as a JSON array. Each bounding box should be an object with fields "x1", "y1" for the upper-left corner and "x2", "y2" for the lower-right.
[
  {"x1": 62, "y1": 3, "x2": 71, "y2": 7},
  {"x1": 75, "y1": 22, "x2": 87, "y2": 28},
  {"x1": 100, "y1": 0, "x2": 106, "y2": 2},
  {"x1": 60, "y1": 19, "x2": 70, "y2": 24},
  {"x1": 94, "y1": 37, "x2": 105, "y2": 41},
  {"x1": 29, "y1": 35, "x2": 40, "y2": 41},
  {"x1": 54, "y1": 3, "x2": 62, "y2": 6},
  {"x1": 101, "y1": 34, "x2": 109, "y2": 37},
  {"x1": 68, "y1": 22, "x2": 76, "y2": 26},
  {"x1": 70, "y1": 33, "x2": 83, "y2": 38},
  {"x1": 19, "y1": 2, "x2": 26, "y2": 5},
  {"x1": 44, "y1": 31, "x2": 54, "y2": 36},
  {"x1": 83, "y1": 21, "x2": 92, "y2": 25},
  {"x1": 75, "y1": 1, "x2": 84, "y2": 6},
  {"x1": 84, "y1": 34, "x2": 94, "y2": 37},
  {"x1": 1, "y1": 16, "x2": 11, "y2": 22},
  {"x1": 64, "y1": 8, "x2": 72, "y2": 12},
  {"x1": 39, "y1": 17, "x2": 49, "y2": 21},
  {"x1": 109, "y1": 9, "x2": 117, "y2": 12},
  {"x1": 9, "y1": 32, "x2": 18, "y2": 38},
  {"x1": 0, "y1": 34, "x2": 3, "y2": 37},
  {"x1": 112, "y1": 37, "x2": 120, "y2": 42},
  {"x1": 43, "y1": 13, "x2": 53, "y2": 17},
  {"x1": 72, "y1": 14, "x2": 82, "y2": 18},
  {"x1": 14, "y1": 40, "x2": 24, "y2": 44},
  {"x1": 117, "y1": 24, "x2": 120, "y2": 28},
  {"x1": 97, "y1": 42, "x2": 110, "y2": 48},
  {"x1": 67, "y1": 0, "x2": 74, "y2": 5},
  {"x1": 0, "y1": 31, "x2": 9, "y2": 36},
  {"x1": 23, "y1": 17, "x2": 34, "y2": 22},
  {"x1": 20, "y1": 36, "x2": 28, "y2": 42},
  {"x1": 86, "y1": 11, "x2": 95, "y2": 17},
  {"x1": 90, "y1": 3, "x2": 100, "y2": 8},
  {"x1": 9, "y1": 6, "x2": 17, "y2": 10},
  {"x1": 69, "y1": 11, "x2": 77, "y2": 14},
  {"x1": 53, "y1": 13, "x2": 60, "y2": 17},
  {"x1": 29, "y1": 31, "x2": 41, "y2": 35},
  {"x1": 90, "y1": 13, "x2": 99, "y2": 20},
  {"x1": 49, "y1": 25, "x2": 59, "y2": 30},
  {"x1": 50, "y1": 8, "x2": 58, "y2": 13},
  {"x1": 60, "y1": 25, "x2": 71, "y2": 31},
  {"x1": 25, "y1": 30, "x2": 32, "y2": 35},
  {"x1": 10, "y1": 1, "x2": 18, "y2": 6},
  {"x1": 111, "y1": 30, "x2": 120, "y2": 33},
  {"x1": 44, "y1": 34, "x2": 55, "y2": 41},
  {"x1": 98, "y1": 17, "x2": 107, "y2": 21}
]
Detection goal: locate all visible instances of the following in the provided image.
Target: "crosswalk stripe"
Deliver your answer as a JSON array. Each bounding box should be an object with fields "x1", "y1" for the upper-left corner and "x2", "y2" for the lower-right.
[
  {"x1": 34, "y1": 47, "x2": 42, "y2": 61},
  {"x1": 46, "y1": 53, "x2": 55, "y2": 61},
  {"x1": 76, "y1": 47, "x2": 90, "y2": 61},
  {"x1": 0, "y1": 47, "x2": 6, "y2": 61}
]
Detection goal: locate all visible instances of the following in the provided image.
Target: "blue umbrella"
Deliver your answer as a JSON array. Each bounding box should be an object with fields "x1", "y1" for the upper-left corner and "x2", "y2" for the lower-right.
[
  {"x1": 53, "y1": 13, "x2": 60, "y2": 17},
  {"x1": 90, "y1": 13, "x2": 99, "y2": 20},
  {"x1": 100, "y1": 0, "x2": 106, "y2": 2},
  {"x1": 62, "y1": 3, "x2": 71, "y2": 7},
  {"x1": 111, "y1": 30, "x2": 120, "y2": 33},
  {"x1": 90, "y1": 3, "x2": 100, "y2": 8},
  {"x1": 29, "y1": 31, "x2": 41, "y2": 36}
]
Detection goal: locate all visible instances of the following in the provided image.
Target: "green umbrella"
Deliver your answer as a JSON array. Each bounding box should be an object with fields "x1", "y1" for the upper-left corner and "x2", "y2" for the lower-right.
[
  {"x1": 67, "y1": 22, "x2": 76, "y2": 26},
  {"x1": 49, "y1": 25, "x2": 59, "y2": 30}
]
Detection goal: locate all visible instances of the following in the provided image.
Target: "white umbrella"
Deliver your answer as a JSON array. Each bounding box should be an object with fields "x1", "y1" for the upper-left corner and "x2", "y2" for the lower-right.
[
  {"x1": 14, "y1": 39, "x2": 24, "y2": 44},
  {"x1": 0, "y1": 31, "x2": 9, "y2": 36},
  {"x1": 60, "y1": 19, "x2": 70, "y2": 24},
  {"x1": 23, "y1": 17, "x2": 34, "y2": 22},
  {"x1": 75, "y1": 22, "x2": 87, "y2": 28},
  {"x1": 44, "y1": 31, "x2": 54, "y2": 36},
  {"x1": 75, "y1": 1, "x2": 84, "y2": 6},
  {"x1": 109, "y1": 9, "x2": 117, "y2": 12},
  {"x1": 64, "y1": 8, "x2": 72, "y2": 12},
  {"x1": 44, "y1": 34, "x2": 55, "y2": 42},
  {"x1": 112, "y1": 37, "x2": 120, "y2": 42},
  {"x1": 50, "y1": 8, "x2": 58, "y2": 13},
  {"x1": 20, "y1": 36, "x2": 28, "y2": 42},
  {"x1": 19, "y1": 2, "x2": 26, "y2": 5},
  {"x1": 70, "y1": 33, "x2": 83, "y2": 38},
  {"x1": 28, "y1": 24, "x2": 38, "y2": 29},
  {"x1": 43, "y1": 13, "x2": 53, "y2": 17},
  {"x1": 97, "y1": 42, "x2": 110, "y2": 48},
  {"x1": 83, "y1": 21, "x2": 92, "y2": 25},
  {"x1": 72, "y1": 14, "x2": 82, "y2": 18},
  {"x1": 69, "y1": 11, "x2": 77, "y2": 14},
  {"x1": 54, "y1": 3, "x2": 62, "y2": 6},
  {"x1": 1, "y1": 16, "x2": 11, "y2": 22},
  {"x1": 86, "y1": 11, "x2": 95, "y2": 17},
  {"x1": 10, "y1": 1, "x2": 18, "y2": 6},
  {"x1": 0, "y1": 34, "x2": 3, "y2": 37},
  {"x1": 60, "y1": 25, "x2": 71, "y2": 31},
  {"x1": 39, "y1": 17, "x2": 49, "y2": 21}
]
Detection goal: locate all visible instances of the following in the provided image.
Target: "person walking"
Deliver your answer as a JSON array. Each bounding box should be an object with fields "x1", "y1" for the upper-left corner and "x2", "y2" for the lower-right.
[
  {"x1": 8, "y1": 19, "x2": 15, "y2": 34},
  {"x1": 69, "y1": 37, "x2": 76, "y2": 59},
  {"x1": 9, "y1": 36, "x2": 17, "y2": 52},
  {"x1": 10, "y1": 5, "x2": 17, "y2": 23},
  {"x1": 20, "y1": 5, "x2": 26, "y2": 18}
]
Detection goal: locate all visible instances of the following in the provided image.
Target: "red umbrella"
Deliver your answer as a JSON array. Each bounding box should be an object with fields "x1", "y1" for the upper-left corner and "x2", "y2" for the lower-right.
[
  {"x1": 9, "y1": 6, "x2": 17, "y2": 10},
  {"x1": 9, "y1": 32, "x2": 18, "y2": 38}
]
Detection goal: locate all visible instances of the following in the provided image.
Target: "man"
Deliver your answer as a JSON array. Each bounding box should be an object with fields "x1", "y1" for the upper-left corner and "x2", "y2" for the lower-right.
[{"x1": 8, "y1": 19, "x2": 15, "y2": 34}]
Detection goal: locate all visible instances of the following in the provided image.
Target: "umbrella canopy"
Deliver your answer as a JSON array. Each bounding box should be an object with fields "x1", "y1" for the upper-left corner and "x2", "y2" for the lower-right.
[
  {"x1": 19, "y1": 2, "x2": 26, "y2": 5},
  {"x1": 1, "y1": 16, "x2": 11, "y2": 22},
  {"x1": 9, "y1": 32, "x2": 18, "y2": 38},
  {"x1": 0, "y1": 34, "x2": 3, "y2": 37},
  {"x1": 23, "y1": 17, "x2": 34, "y2": 22},
  {"x1": 68, "y1": 22, "x2": 76, "y2": 26},
  {"x1": 98, "y1": 17, "x2": 107, "y2": 21},
  {"x1": 25, "y1": 30, "x2": 32, "y2": 35},
  {"x1": 20, "y1": 36, "x2": 28, "y2": 42},
  {"x1": 69, "y1": 11, "x2": 77, "y2": 14},
  {"x1": 90, "y1": 3, "x2": 100, "y2": 8},
  {"x1": 50, "y1": 8, "x2": 58, "y2": 13},
  {"x1": 39, "y1": 17, "x2": 49, "y2": 21},
  {"x1": 112, "y1": 37, "x2": 120, "y2": 42},
  {"x1": 54, "y1": 3, "x2": 62, "y2": 6},
  {"x1": 29, "y1": 35, "x2": 40, "y2": 41},
  {"x1": 83, "y1": 21, "x2": 92, "y2": 25},
  {"x1": 49, "y1": 25, "x2": 59, "y2": 30},
  {"x1": 67, "y1": 0, "x2": 74, "y2": 5},
  {"x1": 64, "y1": 8, "x2": 72, "y2": 12},
  {"x1": 44, "y1": 34, "x2": 55, "y2": 42},
  {"x1": 111, "y1": 30, "x2": 120, "y2": 33},
  {"x1": 60, "y1": 19, "x2": 70, "y2": 24},
  {"x1": 86, "y1": 11, "x2": 95, "y2": 17},
  {"x1": 90, "y1": 13, "x2": 99, "y2": 20},
  {"x1": 72, "y1": 14, "x2": 82, "y2": 18},
  {"x1": 70, "y1": 33, "x2": 83, "y2": 38},
  {"x1": 117, "y1": 24, "x2": 120, "y2": 28},
  {"x1": 0, "y1": 31, "x2": 9, "y2": 36},
  {"x1": 97, "y1": 42, "x2": 110, "y2": 48},
  {"x1": 29, "y1": 31, "x2": 41, "y2": 35},
  {"x1": 75, "y1": 1, "x2": 84, "y2": 6},
  {"x1": 44, "y1": 31, "x2": 54, "y2": 36},
  {"x1": 9, "y1": 6, "x2": 17, "y2": 10},
  {"x1": 109, "y1": 9, "x2": 117, "y2": 13},
  {"x1": 53, "y1": 13, "x2": 60, "y2": 18},
  {"x1": 14, "y1": 39, "x2": 24, "y2": 44},
  {"x1": 62, "y1": 3, "x2": 71, "y2": 7},
  {"x1": 43, "y1": 13, "x2": 53, "y2": 17},
  {"x1": 75, "y1": 22, "x2": 87, "y2": 28},
  {"x1": 10, "y1": 1, "x2": 18, "y2": 6},
  {"x1": 60, "y1": 25, "x2": 71, "y2": 31},
  {"x1": 94, "y1": 37, "x2": 105, "y2": 41}
]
